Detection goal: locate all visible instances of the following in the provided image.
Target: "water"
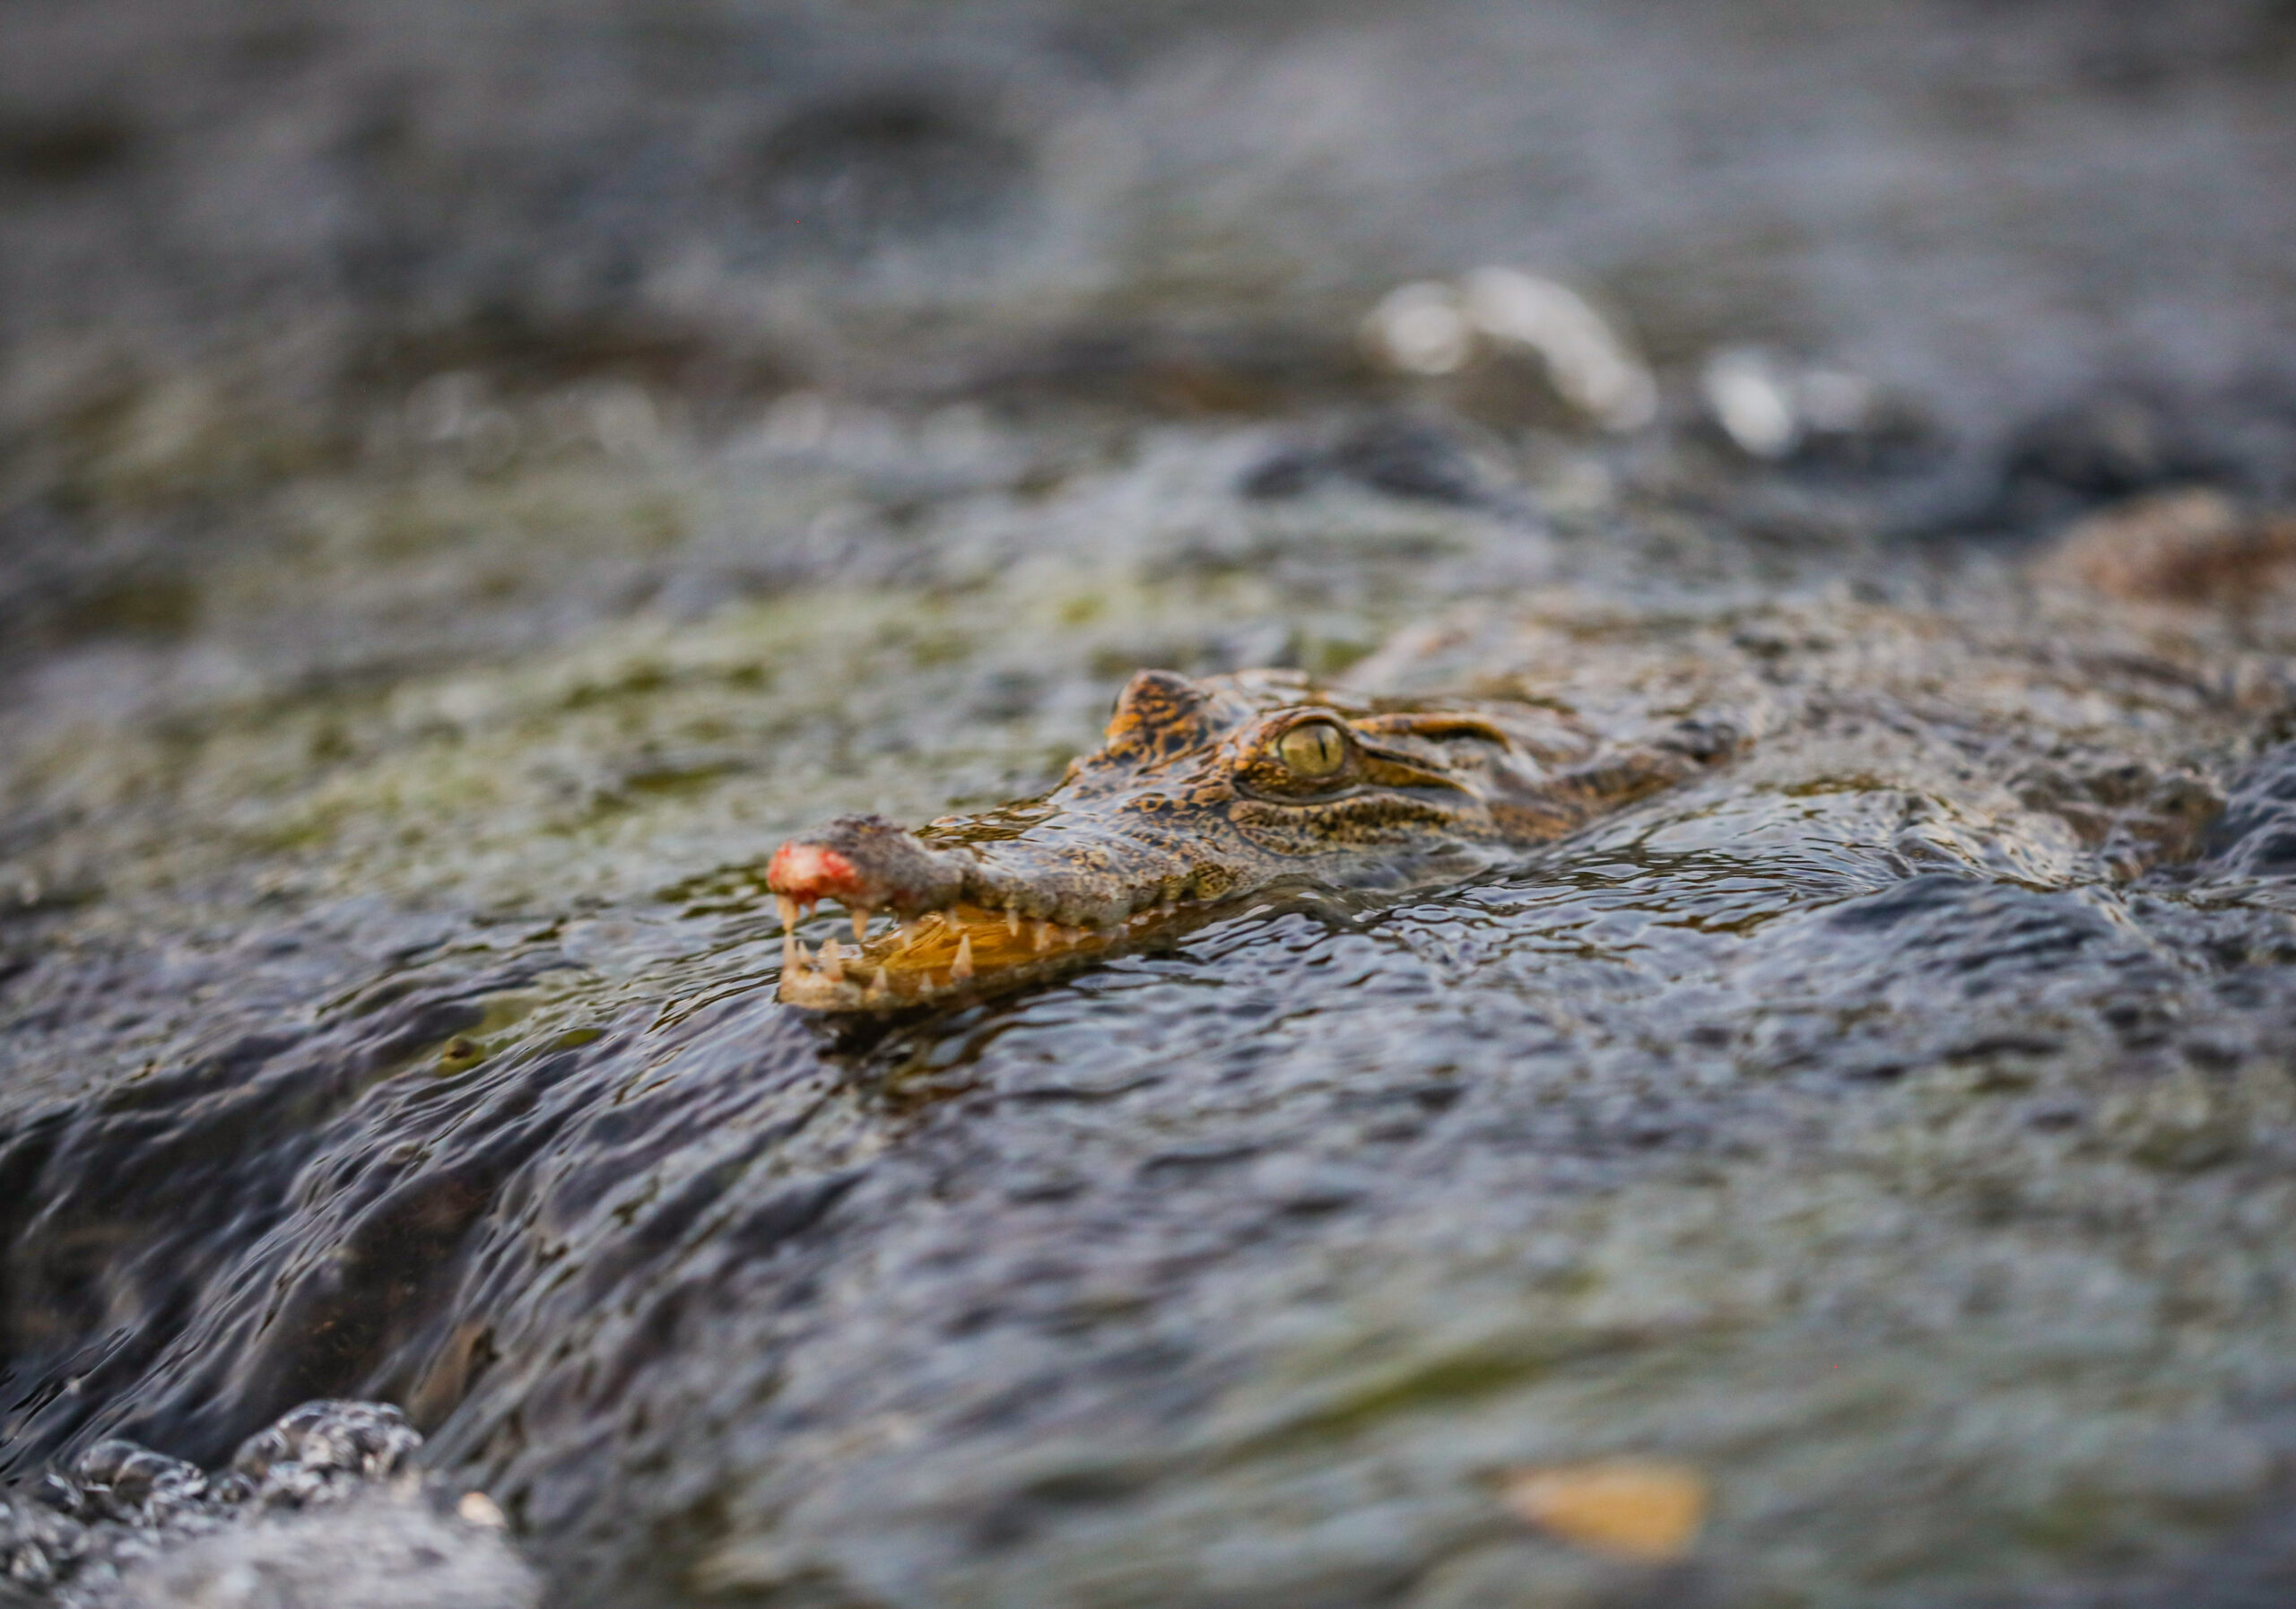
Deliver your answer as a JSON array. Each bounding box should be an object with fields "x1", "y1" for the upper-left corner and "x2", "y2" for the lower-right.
[
  {"x1": 5, "y1": 2, "x2": 2296, "y2": 1605},
  {"x1": 6, "y1": 571, "x2": 2295, "y2": 1606}
]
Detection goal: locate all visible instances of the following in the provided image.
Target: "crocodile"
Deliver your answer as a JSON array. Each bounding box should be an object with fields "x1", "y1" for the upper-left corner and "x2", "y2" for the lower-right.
[{"x1": 767, "y1": 667, "x2": 1738, "y2": 1010}]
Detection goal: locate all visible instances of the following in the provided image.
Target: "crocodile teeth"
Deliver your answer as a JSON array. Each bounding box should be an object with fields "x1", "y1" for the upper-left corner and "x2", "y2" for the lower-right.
[
  {"x1": 1032, "y1": 919, "x2": 1051, "y2": 952},
  {"x1": 867, "y1": 967, "x2": 891, "y2": 1003},
  {"x1": 781, "y1": 931, "x2": 797, "y2": 971},
  {"x1": 851, "y1": 906, "x2": 873, "y2": 944},
  {"x1": 1004, "y1": 901, "x2": 1021, "y2": 936},
  {"x1": 951, "y1": 933, "x2": 974, "y2": 983},
  {"x1": 819, "y1": 938, "x2": 844, "y2": 982},
  {"x1": 776, "y1": 894, "x2": 799, "y2": 931}
]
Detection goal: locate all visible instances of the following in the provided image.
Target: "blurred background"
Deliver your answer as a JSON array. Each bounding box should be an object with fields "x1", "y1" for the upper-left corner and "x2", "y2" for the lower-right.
[
  {"x1": 6, "y1": 0, "x2": 2295, "y2": 708},
  {"x1": 8, "y1": 4, "x2": 2296, "y2": 1607}
]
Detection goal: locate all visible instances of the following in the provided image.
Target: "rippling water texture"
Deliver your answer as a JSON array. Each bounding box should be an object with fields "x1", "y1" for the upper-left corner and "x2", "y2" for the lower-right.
[{"x1": 5, "y1": 3, "x2": 2296, "y2": 1606}]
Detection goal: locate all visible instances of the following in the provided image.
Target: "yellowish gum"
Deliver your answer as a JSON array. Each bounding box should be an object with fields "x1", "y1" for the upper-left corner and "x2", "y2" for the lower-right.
[
  {"x1": 779, "y1": 899, "x2": 1190, "y2": 1006},
  {"x1": 856, "y1": 902, "x2": 1114, "y2": 980}
]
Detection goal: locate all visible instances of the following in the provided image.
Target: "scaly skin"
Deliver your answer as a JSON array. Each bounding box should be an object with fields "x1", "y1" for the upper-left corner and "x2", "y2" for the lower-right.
[{"x1": 768, "y1": 668, "x2": 1737, "y2": 1010}]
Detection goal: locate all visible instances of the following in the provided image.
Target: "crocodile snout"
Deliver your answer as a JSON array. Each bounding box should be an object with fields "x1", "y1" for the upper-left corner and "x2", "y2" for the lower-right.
[
  {"x1": 764, "y1": 808, "x2": 1202, "y2": 1010},
  {"x1": 766, "y1": 813, "x2": 965, "y2": 929}
]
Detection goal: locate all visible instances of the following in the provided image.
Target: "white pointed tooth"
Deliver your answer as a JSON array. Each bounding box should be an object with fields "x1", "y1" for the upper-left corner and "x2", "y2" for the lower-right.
[
  {"x1": 819, "y1": 938, "x2": 844, "y2": 981},
  {"x1": 776, "y1": 894, "x2": 799, "y2": 931},
  {"x1": 792, "y1": 938, "x2": 812, "y2": 967},
  {"x1": 851, "y1": 907, "x2": 873, "y2": 944},
  {"x1": 1004, "y1": 901, "x2": 1021, "y2": 935},
  {"x1": 1032, "y1": 919, "x2": 1050, "y2": 952},
  {"x1": 951, "y1": 933, "x2": 974, "y2": 982},
  {"x1": 867, "y1": 967, "x2": 891, "y2": 1002}
]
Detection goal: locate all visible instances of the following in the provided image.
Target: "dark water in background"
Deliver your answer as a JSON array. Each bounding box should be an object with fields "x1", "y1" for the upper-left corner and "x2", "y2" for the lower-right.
[{"x1": 7, "y1": 2, "x2": 2296, "y2": 1605}]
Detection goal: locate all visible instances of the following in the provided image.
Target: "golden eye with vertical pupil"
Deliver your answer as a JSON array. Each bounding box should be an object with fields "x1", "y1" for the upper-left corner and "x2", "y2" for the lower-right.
[{"x1": 1275, "y1": 720, "x2": 1348, "y2": 778}]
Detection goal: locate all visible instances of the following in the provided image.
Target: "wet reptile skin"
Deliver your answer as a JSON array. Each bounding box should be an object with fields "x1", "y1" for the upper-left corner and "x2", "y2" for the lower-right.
[{"x1": 768, "y1": 668, "x2": 1737, "y2": 1010}]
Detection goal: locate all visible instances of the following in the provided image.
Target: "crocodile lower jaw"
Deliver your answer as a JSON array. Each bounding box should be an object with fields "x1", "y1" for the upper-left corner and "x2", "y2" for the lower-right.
[{"x1": 776, "y1": 899, "x2": 1196, "y2": 1012}]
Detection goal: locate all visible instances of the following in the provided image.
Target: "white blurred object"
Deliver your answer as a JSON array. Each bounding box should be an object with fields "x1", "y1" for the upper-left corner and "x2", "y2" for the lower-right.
[
  {"x1": 1462, "y1": 267, "x2": 1658, "y2": 431},
  {"x1": 1701, "y1": 346, "x2": 1881, "y2": 458},
  {"x1": 1701, "y1": 348, "x2": 1800, "y2": 458},
  {"x1": 583, "y1": 382, "x2": 662, "y2": 459},
  {"x1": 1361, "y1": 281, "x2": 1475, "y2": 376}
]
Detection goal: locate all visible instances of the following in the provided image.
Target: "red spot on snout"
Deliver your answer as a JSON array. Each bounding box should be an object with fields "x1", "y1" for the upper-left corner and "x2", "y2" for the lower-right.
[{"x1": 767, "y1": 840, "x2": 865, "y2": 903}]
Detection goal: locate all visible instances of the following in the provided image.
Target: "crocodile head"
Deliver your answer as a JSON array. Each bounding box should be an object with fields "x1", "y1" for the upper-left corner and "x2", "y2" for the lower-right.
[{"x1": 768, "y1": 667, "x2": 1721, "y2": 1011}]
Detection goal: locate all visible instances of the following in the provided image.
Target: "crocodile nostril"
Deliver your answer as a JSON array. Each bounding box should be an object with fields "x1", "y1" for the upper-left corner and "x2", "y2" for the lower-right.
[
  {"x1": 766, "y1": 841, "x2": 864, "y2": 905},
  {"x1": 765, "y1": 813, "x2": 966, "y2": 919}
]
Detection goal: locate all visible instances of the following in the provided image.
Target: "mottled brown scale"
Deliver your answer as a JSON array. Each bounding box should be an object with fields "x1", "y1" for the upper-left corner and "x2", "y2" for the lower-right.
[{"x1": 769, "y1": 668, "x2": 1738, "y2": 1010}]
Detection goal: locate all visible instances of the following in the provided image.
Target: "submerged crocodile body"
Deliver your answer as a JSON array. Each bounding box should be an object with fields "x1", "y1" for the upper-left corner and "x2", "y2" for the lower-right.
[{"x1": 768, "y1": 667, "x2": 1737, "y2": 1009}]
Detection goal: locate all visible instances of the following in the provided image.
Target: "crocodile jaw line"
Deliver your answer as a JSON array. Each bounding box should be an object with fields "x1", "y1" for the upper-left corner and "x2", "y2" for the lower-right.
[{"x1": 776, "y1": 899, "x2": 1195, "y2": 1011}]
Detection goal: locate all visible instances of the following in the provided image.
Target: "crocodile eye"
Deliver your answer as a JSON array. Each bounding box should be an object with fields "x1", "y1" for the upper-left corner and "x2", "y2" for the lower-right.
[{"x1": 1274, "y1": 720, "x2": 1348, "y2": 779}]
